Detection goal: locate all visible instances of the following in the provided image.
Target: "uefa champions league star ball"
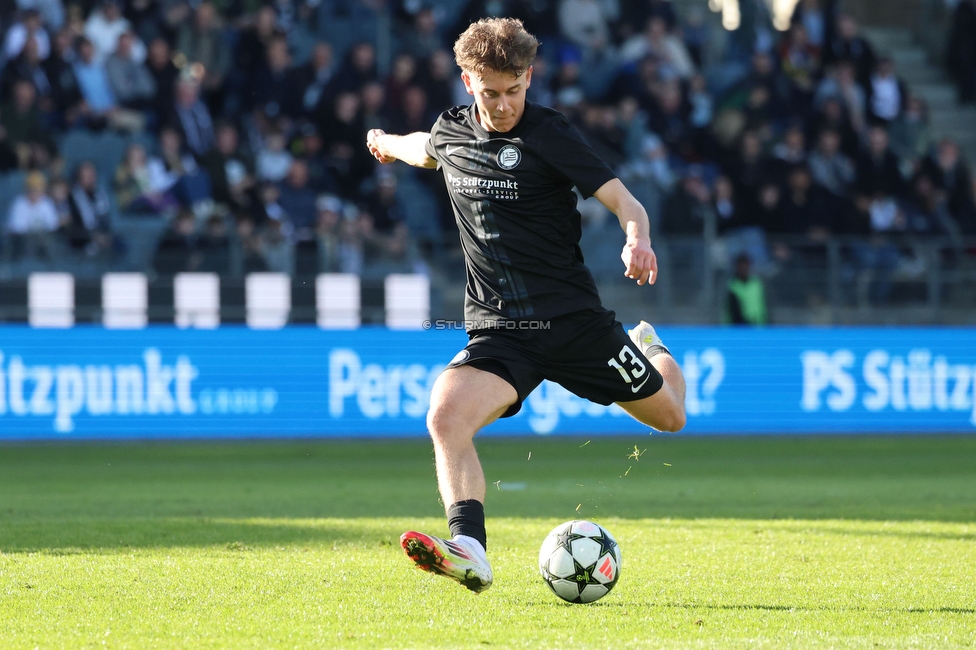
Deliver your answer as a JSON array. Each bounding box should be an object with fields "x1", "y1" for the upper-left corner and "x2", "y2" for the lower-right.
[{"x1": 539, "y1": 520, "x2": 621, "y2": 603}]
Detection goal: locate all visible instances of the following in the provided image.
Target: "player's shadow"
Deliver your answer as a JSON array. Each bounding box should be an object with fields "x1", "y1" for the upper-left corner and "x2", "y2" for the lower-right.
[{"x1": 0, "y1": 517, "x2": 406, "y2": 553}]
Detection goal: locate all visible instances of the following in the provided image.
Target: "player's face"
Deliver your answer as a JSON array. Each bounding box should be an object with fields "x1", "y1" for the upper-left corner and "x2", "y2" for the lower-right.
[{"x1": 461, "y1": 67, "x2": 533, "y2": 133}]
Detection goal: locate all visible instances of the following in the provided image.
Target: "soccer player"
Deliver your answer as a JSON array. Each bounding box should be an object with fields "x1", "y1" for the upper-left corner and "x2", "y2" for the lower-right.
[{"x1": 365, "y1": 17, "x2": 687, "y2": 593}]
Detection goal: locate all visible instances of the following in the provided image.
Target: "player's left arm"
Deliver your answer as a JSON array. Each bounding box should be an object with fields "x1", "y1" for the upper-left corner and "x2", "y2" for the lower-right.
[{"x1": 593, "y1": 178, "x2": 658, "y2": 286}]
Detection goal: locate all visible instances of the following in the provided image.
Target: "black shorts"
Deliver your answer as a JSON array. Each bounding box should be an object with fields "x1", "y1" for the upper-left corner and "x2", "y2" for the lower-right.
[{"x1": 446, "y1": 308, "x2": 664, "y2": 418}]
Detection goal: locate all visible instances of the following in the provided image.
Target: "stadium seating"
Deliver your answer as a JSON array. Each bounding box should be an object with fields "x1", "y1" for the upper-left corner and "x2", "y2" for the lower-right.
[
  {"x1": 384, "y1": 273, "x2": 430, "y2": 330},
  {"x1": 246, "y1": 272, "x2": 292, "y2": 329},
  {"x1": 317, "y1": 273, "x2": 361, "y2": 329},
  {"x1": 102, "y1": 273, "x2": 148, "y2": 329},
  {"x1": 174, "y1": 272, "x2": 221, "y2": 329},
  {"x1": 28, "y1": 272, "x2": 74, "y2": 328},
  {"x1": 19, "y1": 271, "x2": 428, "y2": 329}
]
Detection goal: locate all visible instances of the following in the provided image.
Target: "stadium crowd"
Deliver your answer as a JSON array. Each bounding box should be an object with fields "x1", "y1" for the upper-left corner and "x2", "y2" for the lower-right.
[{"x1": 0, "y1": 0, "x2": 974, "y2": 309}]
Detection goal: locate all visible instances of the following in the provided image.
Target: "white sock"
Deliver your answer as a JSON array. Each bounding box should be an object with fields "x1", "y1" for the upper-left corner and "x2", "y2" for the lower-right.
[{"x1": 454, "y1": 534, "x2": 488, "y2": 560}]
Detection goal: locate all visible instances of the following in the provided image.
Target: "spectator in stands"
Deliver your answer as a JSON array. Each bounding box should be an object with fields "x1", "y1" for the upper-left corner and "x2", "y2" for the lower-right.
[
  {"x1": 619, "y1": 0, "x2": 677, "y2": 40},
  {"x1": 261, "y1": 217, "x2": 294, "y2": 274},
  {"x1": 255, "y1": 181, "x2": 286, "y2": 227},
  {"x1": 720, "y1": 51, "x2": 793, "y2": 132},
  {"x1": 779, "y1": 164, "x2": 833, "y2": 236},
  {"x1": 790, "y1": 0, "x2": 828, "y2": 49},
  {"x1": 621, "y1": 17, "x2": 696, "y2": 80},
  {"x1": 176, "y1": 2, "x2": 230, "y2": 112},
  {"x1": 338, "y1": 207, "x2": 365, "y2": 275},
  {"x1": 49, "y1": 176, "x2": 72, "y2": 226},
  {"x1": 277, "y1": 160, "x2": 317, "y2": 238},
  {"x1": 256, "y1": 128, "x2": 293, "y2": 183},
  {"x1": 810, "y1": 96, "x2": 860, "y2": 158},
  {"x1": 149, "y1": 126, "x2": 210, "y2": 207},
  {"x1": 557, "y1": 0, "x2": 617, "y2": 52},
  {"x1": 315, "y1": 194, "x2": 343, "y2": 272},
  {"x1": 73, "y1": 36, "x2": 145, "y2": 131},
  {"x1": 43, "y1": 28, "x2": 85, "y2": 126},
  {"x1": 771, "y1": 122, "x2": 808, "y2": 185},
  {"x1": 419, "y1": 50, "x2": 457, "y2": 114},
  {"x1": 0, "y1": 118, "x2": 22, "y2": 172},
  {"x1": 64, "y1": 160, "x2": 118, "y2": 256},
  {"x1": 824, "y1": 12, "x2": 876, "y2": 84},
  {"x1": 888, "y1": 95, "x2": 931, "y2": 166},
  {"x1": 855, "y1": 124, "x2": 905, "y2": 200},
  {"x1": 286, "y1": 41, "x2": 335, "y2": 119},
  {"x1": 902, "y1": 173, "x2": 959, "y2": 238},
  {"x1": 7, "y1": 172, "x2": 59, "y2": 256},
  {"x1": 359, "y1": 81, "x2": 387, "y2": 133},
  {"x1": 233, "y1": 216, "x2": 269, "y2": 275},
  {"x1": 808, "y1": 129, "x2": 854, "y2": 207},
  {"x1": 232, "y1": 5, "x2": 280, "y2": 77},
  {"x1": 105, "y1": 32, "x2": 156, "y2": 112},
  {"x1": 385, "y1": 53, "x2": 419, "y2": 116},
  {"x1": 713, "y1": 175, "x2": 742, "y2": 233},
  {"x1": 725, "y1": 254, "x2": 768, "y2": 325},
  {"x1": 114, "y1": 143, "x2": 177, "y2": 214},
  {"x1": 203, "y1": 122, "x2": 256, "y2": 216},
  {"x1": 400, "y1": 7, "x2": 443, "y2": 61},
  {"x1": 947, "y1": 0, "x2": 976, "y2": 104},
  {"x1": 152, "y1": 209, "x2": 199, "y2": 274},
  {"x1": 123, "y1": 0, "x2": 168, "y2": 45},
  {"x1": 247, "y1": 35, "x2": 291, "y2": 118},
  {"x1": 333, "y1": 42, "x2": 378, "y2": 94},
  {"x1": 320, "y1": 91, "x2": 372, "y2": 198},
  {"x1": 2, "y1": 79, "x2": 56, "y2": 168},
  {"x1": 722, "y1": 129, "x2": 774, "y2": 219},
  {"x1": 661, "y1": 170, "x2": 713, "y2": 236},
  {"x1": 168, "y1": 78, "x2": 215, "y2": 158},
  {"x1": 755, "y1": 182, "x2": 786, "y2": 234},
  {"x1": 146, "y1": 38, "x2": 179, "y2": 111},
  {"x1": 866, "y1": 57, "x2": 906, "y2": 125},
  {"x1": 1, "y1": 37, "x2": 52, "y2": 107},
  {"x1": 814, "y1": 61, "x2": 866, "y2": 135},
  {"x1": 291, "y1": 123, "x2": 334, "y2": 192},
  {"x1": 85, "y1": 0, "x2": 146, "y2": 64},
  {"x1": 4, "y1": 9, "x2": 50, "y2": 61},
  {"x1": 918, "y1": 138, "x2": 976, "y2": 234},
  {"x1": 197, "y1": 214, "x2": 231, "y2": 274},
  {"x1": 17, "y1": 2, "x2": 65, "y2": 32},
  {"x1": 777, "y1": 23, "x2": 820, "y2": 98}
]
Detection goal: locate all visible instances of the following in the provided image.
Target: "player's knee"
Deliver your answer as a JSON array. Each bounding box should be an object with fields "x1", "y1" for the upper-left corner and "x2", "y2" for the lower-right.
[
  {"x1": 658, "y1": 406, "x2": 686, "y2": 433},
  {"x1": 426, "y1": 402, "x2": 468, "y2": 444}
]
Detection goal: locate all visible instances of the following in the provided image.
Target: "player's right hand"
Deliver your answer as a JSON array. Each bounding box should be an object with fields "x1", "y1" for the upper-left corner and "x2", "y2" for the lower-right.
[{"x1": 366, "y1": 129, "x2": 397, "y2": 164}]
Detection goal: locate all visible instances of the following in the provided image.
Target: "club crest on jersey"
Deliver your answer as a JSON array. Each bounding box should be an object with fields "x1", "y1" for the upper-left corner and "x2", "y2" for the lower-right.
[{"x1": 496, "y1": 145, "x2": 521, "y2": 170}]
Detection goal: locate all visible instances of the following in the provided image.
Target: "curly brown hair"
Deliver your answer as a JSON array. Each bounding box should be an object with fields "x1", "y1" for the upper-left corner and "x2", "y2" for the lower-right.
[{"x1": 453, "y1": 17, "x2": 539, "y2": 78}]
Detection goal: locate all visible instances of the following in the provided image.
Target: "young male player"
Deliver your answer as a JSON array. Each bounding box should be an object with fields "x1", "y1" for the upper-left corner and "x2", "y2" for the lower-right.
[{"x1": 366, "y1": 17, "x2": 687, "y2": 593}]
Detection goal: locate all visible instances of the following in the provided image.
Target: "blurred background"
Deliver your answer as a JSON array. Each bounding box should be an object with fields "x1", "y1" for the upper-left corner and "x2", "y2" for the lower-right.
[{"x1": 0, "y1": 0, "x2": 973, "y2": 328}]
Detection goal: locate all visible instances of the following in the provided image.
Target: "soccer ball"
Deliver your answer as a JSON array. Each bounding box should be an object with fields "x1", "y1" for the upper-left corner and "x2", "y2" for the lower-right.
[{"x1": 538, "y1": 520, "x2": 621, "y2": 603}]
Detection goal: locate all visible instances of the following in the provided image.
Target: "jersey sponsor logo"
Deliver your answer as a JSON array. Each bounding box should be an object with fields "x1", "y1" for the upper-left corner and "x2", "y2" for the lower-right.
[
  {"x1": 496, "y1": 145, "x2": 521, "y2": 170},
  {"x1": 446, "y1": 145, "x2": 465, "y2": 157}
]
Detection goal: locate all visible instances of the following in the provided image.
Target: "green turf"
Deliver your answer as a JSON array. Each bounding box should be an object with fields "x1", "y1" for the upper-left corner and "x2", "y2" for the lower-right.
[{"x1": 1, "y1": 435, "x2": 974, "y2": 648}]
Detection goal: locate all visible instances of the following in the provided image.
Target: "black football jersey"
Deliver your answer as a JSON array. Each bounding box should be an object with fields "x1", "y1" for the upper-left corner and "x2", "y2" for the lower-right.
[{"x1": 425, "y1": 101, "x2": 616, "y2": 328}]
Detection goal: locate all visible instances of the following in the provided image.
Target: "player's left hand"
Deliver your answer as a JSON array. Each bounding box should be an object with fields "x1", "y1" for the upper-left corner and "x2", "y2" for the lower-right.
[{"x1": 621, "y1": 238, "x2": 657, "y2": 286}]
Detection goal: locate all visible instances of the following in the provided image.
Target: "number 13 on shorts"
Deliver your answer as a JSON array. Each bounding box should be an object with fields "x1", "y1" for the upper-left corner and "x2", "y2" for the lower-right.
[{"x1": 607, "y1": 345, "x2": 650, "y2": 392}]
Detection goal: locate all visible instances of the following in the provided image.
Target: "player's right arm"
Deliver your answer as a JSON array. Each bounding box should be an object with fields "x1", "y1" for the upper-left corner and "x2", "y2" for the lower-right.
[{"x1": 366, "y1": 129, "x2": 437, "y2": 169}]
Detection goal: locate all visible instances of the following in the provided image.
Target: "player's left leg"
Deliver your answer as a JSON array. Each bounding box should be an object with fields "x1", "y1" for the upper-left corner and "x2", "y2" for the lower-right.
[{"x1": 401, "y1": 364, "x2": 518, "y2": 593}]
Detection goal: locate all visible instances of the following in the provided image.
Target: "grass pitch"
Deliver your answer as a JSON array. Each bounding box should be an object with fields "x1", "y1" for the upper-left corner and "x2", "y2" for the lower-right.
[{"x1": 1, "y1": 435, "x2": 974, "y2": 649}]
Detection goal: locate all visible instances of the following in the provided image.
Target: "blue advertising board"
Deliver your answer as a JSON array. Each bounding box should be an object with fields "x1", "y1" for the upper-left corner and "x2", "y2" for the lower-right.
[{"x1": 0, "y1": 326, "x2": 974, "y2": 439}]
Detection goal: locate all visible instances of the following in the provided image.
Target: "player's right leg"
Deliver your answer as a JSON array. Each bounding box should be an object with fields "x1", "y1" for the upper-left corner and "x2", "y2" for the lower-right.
[
  {"x1": 401, "y1": 365, "x2": 517, "y2": 593},
  {"x1": 617, "y1": 321, "x2": 687, "y2": 432}
]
